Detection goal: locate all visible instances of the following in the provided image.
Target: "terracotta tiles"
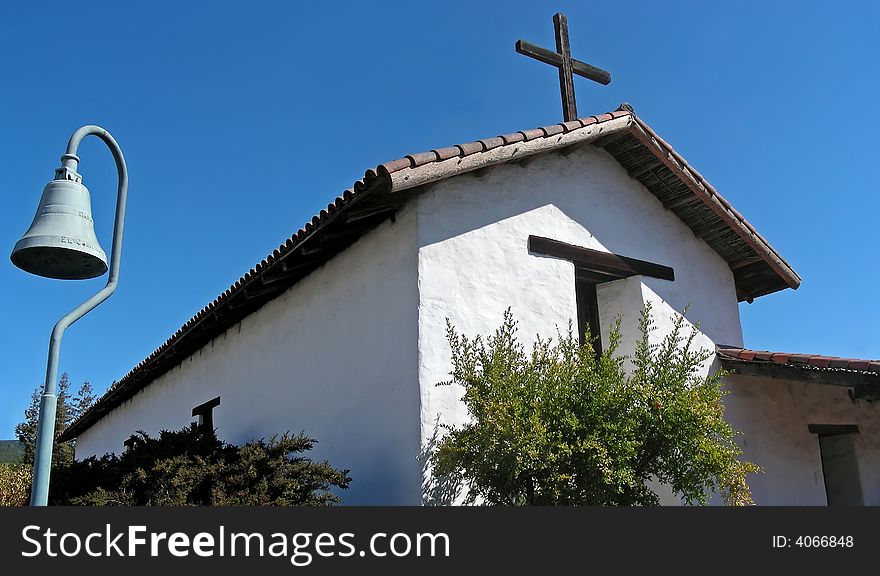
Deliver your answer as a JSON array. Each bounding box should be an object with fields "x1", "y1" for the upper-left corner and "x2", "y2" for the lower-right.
[
  {"x1": 519, "y1": 128, "x2": 545, "y2": 141},
  {"x1": 456, "y1": 141, "x2": 484, "y2": 156},
  {"x1": 432, "y1": 146, "x2": 461, "y2": 161},
  {"x1": 499, "y1": 132, "x2": 525, "y2": 145},
  {"x1": 541, "y1": 124, "x2": 565, "y2": 137},
  {"x1": 717, "y1": 347, "x2": 880, "y2": 375},
  {"x1": 478, "y1": 136, "x2": 505, "y2": 151},
  {"x1": 380, "y1": 158, "x2": 411, "y2": 174},
  {"x1": 406, "y1": 151, "x2": 439, "y2": 167}
]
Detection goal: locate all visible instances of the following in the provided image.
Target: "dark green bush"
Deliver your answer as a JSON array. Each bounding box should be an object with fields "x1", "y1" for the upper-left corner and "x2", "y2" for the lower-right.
[{"x1": 50, "y1": 424, "x2": 350, "y2": 506}]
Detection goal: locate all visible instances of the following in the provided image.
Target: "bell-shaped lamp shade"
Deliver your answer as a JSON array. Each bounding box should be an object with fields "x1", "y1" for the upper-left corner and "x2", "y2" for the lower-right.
[{"x1": 11, "y1": 179, "x2": 108, "y2": 280}]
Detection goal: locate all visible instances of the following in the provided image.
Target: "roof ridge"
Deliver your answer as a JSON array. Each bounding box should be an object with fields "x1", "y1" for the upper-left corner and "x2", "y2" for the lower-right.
[{"x1": 377, "y1": 110, "x2": 632, "y2": 176}]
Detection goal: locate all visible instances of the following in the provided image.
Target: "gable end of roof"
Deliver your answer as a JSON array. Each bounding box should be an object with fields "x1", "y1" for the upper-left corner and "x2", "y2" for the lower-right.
[{"x1": 61, "y1": 108, "x2": 801, "y2": 441}]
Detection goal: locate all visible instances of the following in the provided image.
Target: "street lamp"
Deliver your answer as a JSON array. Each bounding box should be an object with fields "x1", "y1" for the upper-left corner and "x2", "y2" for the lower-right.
[{"x1": 10, "y1": 125, "x2": 128, "y2": 506}]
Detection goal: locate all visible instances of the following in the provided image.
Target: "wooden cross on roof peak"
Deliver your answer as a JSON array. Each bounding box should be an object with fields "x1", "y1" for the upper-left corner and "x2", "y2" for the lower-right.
[{"x1": 516, "y1": 13, "x2": 611, "y2": 122}]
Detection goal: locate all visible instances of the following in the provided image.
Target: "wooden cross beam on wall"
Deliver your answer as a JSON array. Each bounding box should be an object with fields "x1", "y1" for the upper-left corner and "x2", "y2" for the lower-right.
[
  {"x1": 192, "y1": 396, "x2": 221, "y2": 432},
  {"x1": 516, "y1": 13, "x2": 611, "y2": 122}
]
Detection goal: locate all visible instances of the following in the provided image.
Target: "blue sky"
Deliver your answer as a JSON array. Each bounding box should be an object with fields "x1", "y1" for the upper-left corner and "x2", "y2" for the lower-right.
[{"x1": 1, "y1": 1, "x2": 878, "y2": 439}]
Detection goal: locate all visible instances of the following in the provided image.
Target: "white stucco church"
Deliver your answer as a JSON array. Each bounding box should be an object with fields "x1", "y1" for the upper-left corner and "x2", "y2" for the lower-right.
[{"x1": 62, "y1": 106, "x2": 880, "y2": 505}]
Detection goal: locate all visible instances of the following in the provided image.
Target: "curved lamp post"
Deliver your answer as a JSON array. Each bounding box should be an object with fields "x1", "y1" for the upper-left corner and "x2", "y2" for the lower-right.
[{"x1": 10, "y1": 126, "x2": 128, "y2": 506}]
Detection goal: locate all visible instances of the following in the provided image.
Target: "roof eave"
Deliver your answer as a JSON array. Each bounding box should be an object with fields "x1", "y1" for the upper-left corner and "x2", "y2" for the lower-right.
[
  {"x1": 627, "y1": 117, "x2": 801, "y2": 295},
  {"x1": 720, "y1": 356, "x2": 880, "y2": 393}
]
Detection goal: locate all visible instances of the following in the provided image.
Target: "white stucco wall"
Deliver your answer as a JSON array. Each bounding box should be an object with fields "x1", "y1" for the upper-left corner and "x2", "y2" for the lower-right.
[
  {"x1": 724, "y1": 374, "x2": 880, "y2": 505},
  {"x1": 76, "y1": 203, "x2": 421, "y2": 505},
  {"x1": 415, "y1": 145, "x2": 743, "y2": 503}
]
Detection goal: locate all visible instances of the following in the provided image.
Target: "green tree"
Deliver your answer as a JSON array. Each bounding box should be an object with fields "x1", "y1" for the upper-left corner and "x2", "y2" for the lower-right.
[
  {"x1": 69, "y1": 381, "x2": 96, "y2": 425},
  {"x1": 49, "y1": 424, "x2": 351, "y2": 506},
  {"x1": 15, "y1": 372, "x2": 95, "y2": 469},
  {"x1": 430, "y1": 305, "x2": 759, "y2": 506}
]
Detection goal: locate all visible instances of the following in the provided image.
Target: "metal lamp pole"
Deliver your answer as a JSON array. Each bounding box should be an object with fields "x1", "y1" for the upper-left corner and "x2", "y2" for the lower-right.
[{"x1": 14, "y1": 126, "x2": 128, "y2": 506}]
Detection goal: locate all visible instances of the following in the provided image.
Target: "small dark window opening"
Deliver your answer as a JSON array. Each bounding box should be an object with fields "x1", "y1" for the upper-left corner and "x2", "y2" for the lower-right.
[
  {"x1": 192, "y1": 396, "x2": 221, "y2": 433},
  {"x1": 575, "y1": 277, "x2": 602, "y2": 357},
  {"x1": 809, "y1": 424, "x2": 863, "y2": 506}
]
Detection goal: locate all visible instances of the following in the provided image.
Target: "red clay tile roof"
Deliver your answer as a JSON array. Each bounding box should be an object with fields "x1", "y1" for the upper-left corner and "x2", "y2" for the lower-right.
[
  {"x1": 717, "y1": 346, "x2": 880, "y2": 375},
  {"x1": 62, "y1": 107, "x2": 801, "y2": 441}
]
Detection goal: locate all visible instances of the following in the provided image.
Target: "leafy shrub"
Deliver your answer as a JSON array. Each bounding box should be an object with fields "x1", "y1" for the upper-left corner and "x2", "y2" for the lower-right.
[
  {"x1": 49, "y1": 424, "x2": 350, "y2": 506},
  {"x1": 430, "y1": 305, "x2": 759, "y2": 505},
  {"x1": 0, "y1": 464, "x2": 31, "y2": 506}
]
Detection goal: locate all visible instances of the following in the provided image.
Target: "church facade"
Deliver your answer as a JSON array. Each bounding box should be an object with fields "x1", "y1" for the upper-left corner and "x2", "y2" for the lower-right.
[{"x1": 62, "y1": 109, "x2": 880, "y2": 505}]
